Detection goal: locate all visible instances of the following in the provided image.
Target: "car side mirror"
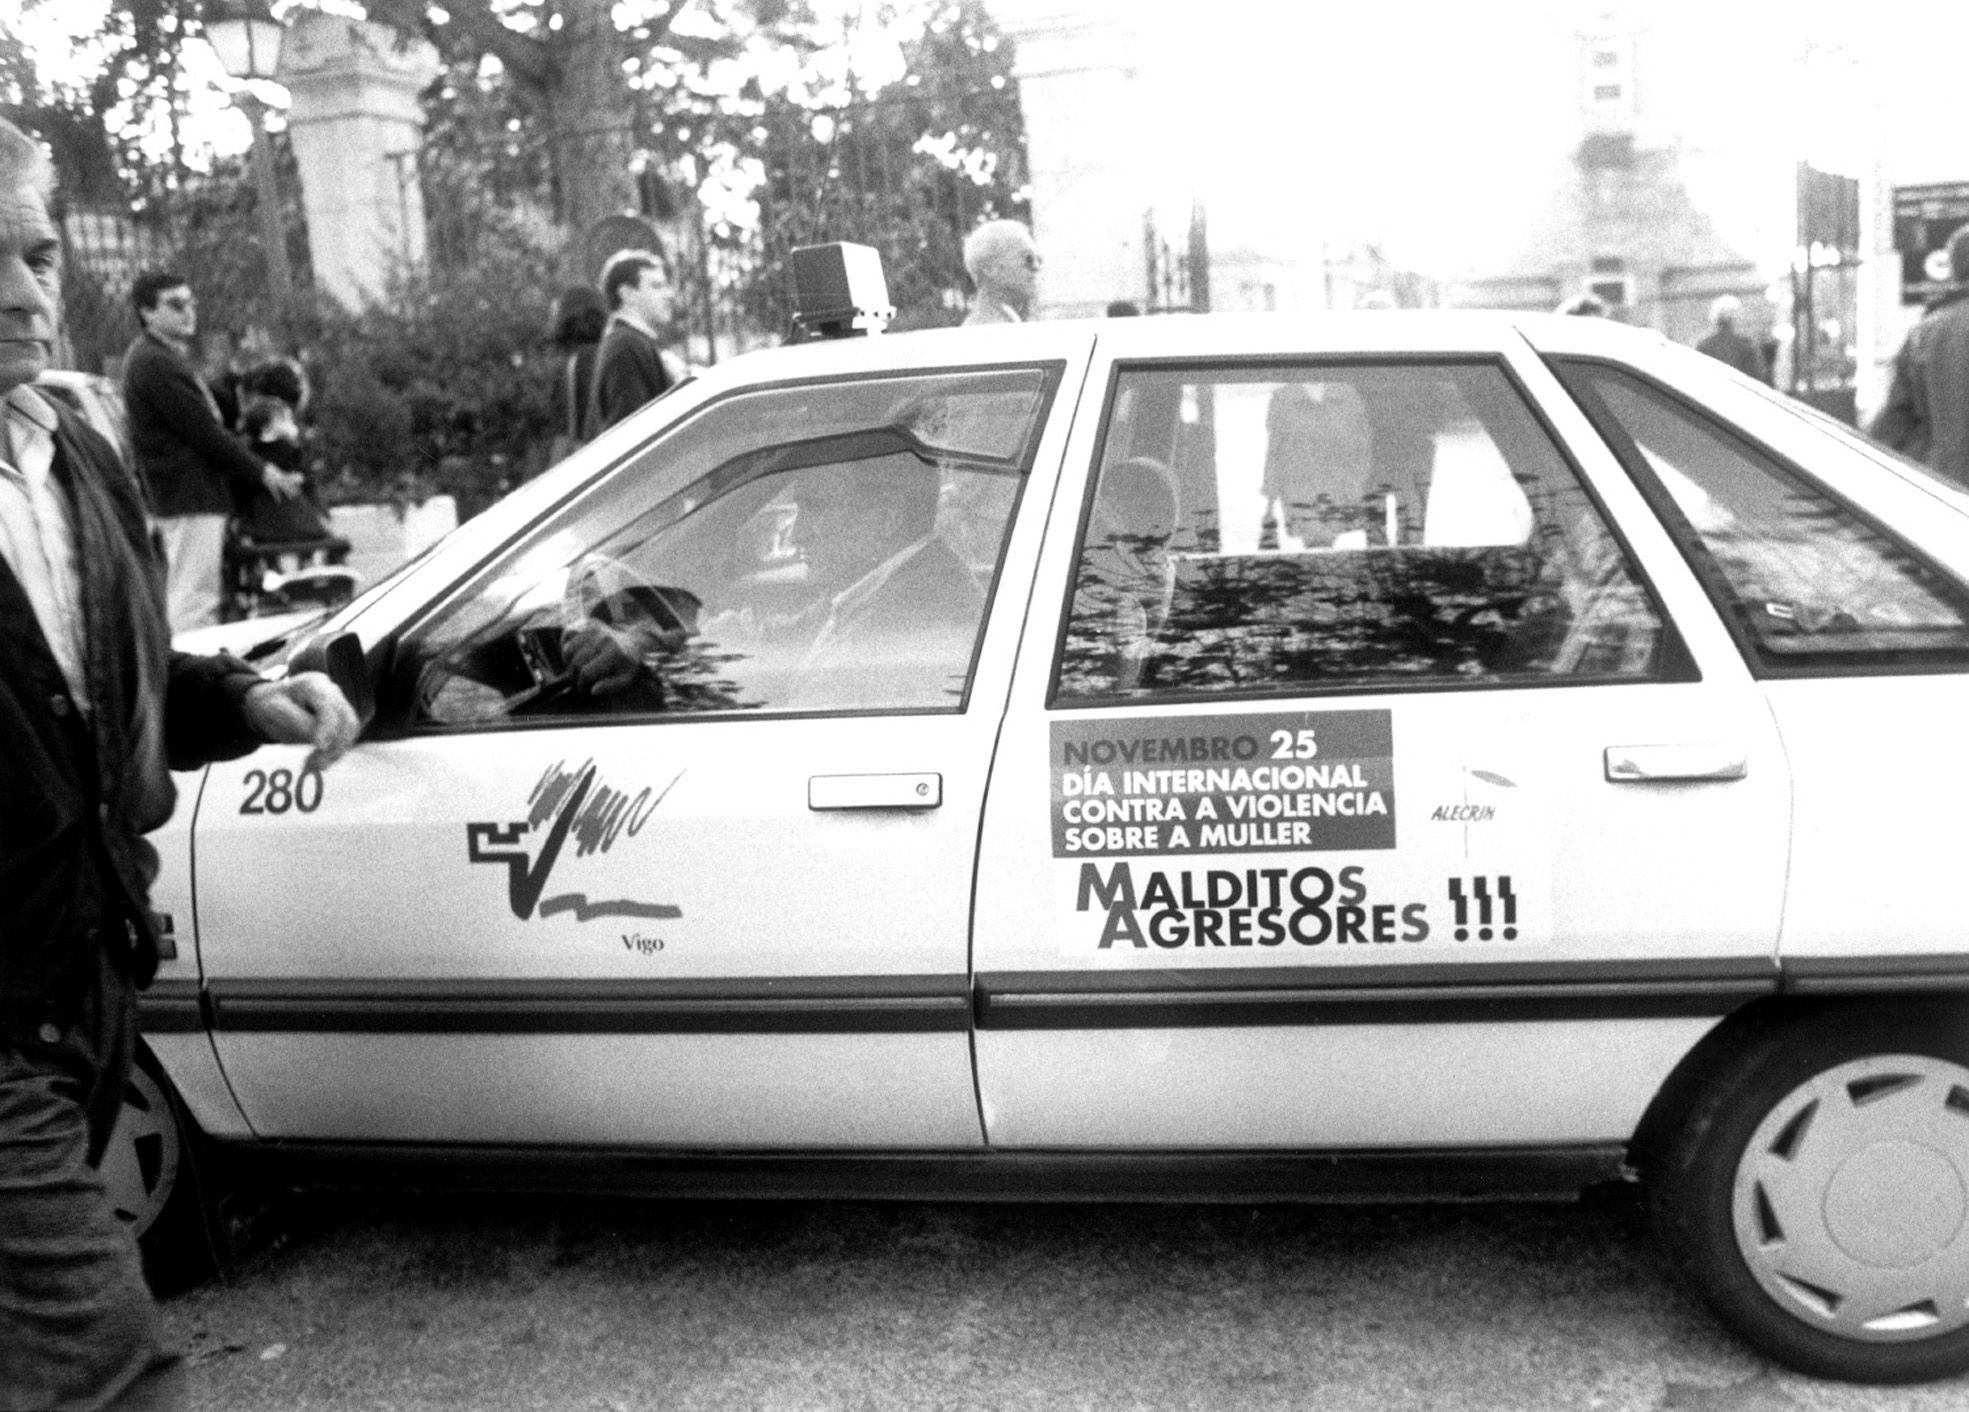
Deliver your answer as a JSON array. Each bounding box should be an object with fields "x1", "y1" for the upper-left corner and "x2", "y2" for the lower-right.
[{"x1": 290, "y1": 630, "x2": 376, "y2": 732}]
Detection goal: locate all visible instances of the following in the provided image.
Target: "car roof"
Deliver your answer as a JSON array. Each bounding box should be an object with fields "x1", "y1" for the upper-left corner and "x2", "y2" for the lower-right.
[{"x1": 709, "y1": 309, "x2": 1676, "y2": 386}]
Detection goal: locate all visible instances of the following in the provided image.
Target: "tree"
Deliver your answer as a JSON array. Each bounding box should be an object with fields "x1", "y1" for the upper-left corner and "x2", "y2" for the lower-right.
[{"x1": 366, "y1": 0, "x2": 773, "y2": 236}]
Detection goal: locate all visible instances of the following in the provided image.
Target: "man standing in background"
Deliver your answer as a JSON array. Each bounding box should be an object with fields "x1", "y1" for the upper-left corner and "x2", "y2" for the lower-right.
[
  {"x1": 1871, "y1": 226, "x2": 1969, "y2": 488},
  {"x1": 121, "y1": 270, "x2": 302, "y2": 631},
  {"x1": 962, "y1": 220, "x2": 1041, "y2": 326},
  {"x1": 1696, "y1": 295, "x2": 1768, "y2": 383},
  {"x1": 589, "y1": 248, "x2": 683, "y2": 432}
]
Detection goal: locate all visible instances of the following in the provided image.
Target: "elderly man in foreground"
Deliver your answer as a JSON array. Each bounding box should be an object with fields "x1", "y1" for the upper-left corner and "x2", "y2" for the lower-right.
[{"x1": 0, "y1": 117, "x2": 359, "y2": 1410}]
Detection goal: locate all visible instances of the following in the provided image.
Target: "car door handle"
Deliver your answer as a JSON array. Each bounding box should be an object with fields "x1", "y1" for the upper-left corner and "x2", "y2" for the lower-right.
[
  {"x1": 809, "y1": 773, "x2": 943, "y2": 810},
  {"x1": 1604, "y1": 744, "x2": 1748, "y2": 783}
]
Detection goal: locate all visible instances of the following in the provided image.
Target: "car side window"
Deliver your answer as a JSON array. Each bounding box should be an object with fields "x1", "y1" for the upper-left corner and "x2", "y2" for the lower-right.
[
  {"x1": 1053, "y1": 361, "x2": 1672, "y2": 703},
  {"x1": 400, "y1": 368, "x2": 1052, "y2": 725},
  {"x1": 1561, "y1": 363, "x2": 1969, "y2": 671}
]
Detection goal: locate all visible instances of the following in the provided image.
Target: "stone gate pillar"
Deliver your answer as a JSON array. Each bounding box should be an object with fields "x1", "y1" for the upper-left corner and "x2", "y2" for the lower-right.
[
  {"x1": 991, "y1": 2, "x2": 1148, "y2": 320},
  {"x1": 278, "y1": 12, "x2": 441, "y2": 309}
]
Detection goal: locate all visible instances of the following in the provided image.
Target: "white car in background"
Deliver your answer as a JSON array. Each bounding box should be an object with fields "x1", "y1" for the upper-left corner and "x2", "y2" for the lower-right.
[{"x1": 108, "y1": 305, "x2": 1969, "y2": 1384}]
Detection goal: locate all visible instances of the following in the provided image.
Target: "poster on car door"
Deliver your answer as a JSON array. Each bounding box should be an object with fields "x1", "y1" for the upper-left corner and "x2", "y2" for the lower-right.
[{"x1": 1050, "y1": 711, "x2": 1547, "y2": 961}]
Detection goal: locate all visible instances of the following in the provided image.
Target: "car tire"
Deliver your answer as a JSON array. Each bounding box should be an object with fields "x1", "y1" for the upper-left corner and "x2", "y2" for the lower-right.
[
  {"x1": 1648, "y1": 1002, "x2": 1969, "y2": 1383},
  {"x1": 102, "y1": 1047, "x2": 219, "y2": 1290}
]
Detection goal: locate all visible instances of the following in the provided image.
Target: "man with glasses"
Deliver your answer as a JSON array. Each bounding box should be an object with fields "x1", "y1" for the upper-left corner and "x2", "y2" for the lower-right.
[
  {"x1": 962, "y1": 220, "x2": 1041, "y2": 326},
  {"x1": 122, "y1": 271, "x2": 303, "y2": 630}
]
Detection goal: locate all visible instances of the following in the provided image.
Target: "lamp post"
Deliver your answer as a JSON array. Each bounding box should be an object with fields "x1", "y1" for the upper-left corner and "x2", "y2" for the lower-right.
[{"x1": 204, "y1": 1, "x2": 293, "y2": 326}]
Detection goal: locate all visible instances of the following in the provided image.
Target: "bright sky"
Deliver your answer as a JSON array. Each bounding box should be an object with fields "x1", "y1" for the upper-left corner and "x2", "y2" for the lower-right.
[
  {"x1": 1112, "y1": 0, "x2": 1969, "y2": 278},
  {"x1": 8, "y1": 0, "x2": 278, "y2": 160},
  {"x1": 10, "y1": 0, "x2": 1968, "y2": 283}
]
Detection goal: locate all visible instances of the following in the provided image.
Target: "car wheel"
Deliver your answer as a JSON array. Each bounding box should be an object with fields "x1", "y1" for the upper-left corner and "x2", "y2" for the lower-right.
[
  {"x1": 102, "y1": 1048, "x2": 216, "y2": 1289},
  {"x1": 1649, "y1": 1004, "x2": 1969, "y2": 1383}
]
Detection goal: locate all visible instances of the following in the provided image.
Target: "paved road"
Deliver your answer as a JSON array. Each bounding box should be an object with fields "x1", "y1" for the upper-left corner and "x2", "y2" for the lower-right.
[{"x1": 162, "y1": 1191, "x2": 1969, "y2": 1411}]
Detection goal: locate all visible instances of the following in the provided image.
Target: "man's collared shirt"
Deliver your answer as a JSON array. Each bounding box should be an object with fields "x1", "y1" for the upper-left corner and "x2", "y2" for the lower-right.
[
  {"x1": 0, "y1": 385, "x2": 89, "y2": 707},
  {"x1": 610, "y1": 309, "x2": 658, "y2": 341}
]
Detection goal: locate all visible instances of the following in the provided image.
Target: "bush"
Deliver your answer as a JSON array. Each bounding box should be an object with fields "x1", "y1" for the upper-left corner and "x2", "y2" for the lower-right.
[{"x1": 303, "y1": 215, "x2": 564, "y2": 518}]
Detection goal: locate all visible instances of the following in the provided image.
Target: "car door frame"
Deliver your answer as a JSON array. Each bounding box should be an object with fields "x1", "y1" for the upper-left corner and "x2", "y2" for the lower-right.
[
  {"x1": 968, "y1": 317, "x2": 1792, "y2": 1154},
  {"x1": 182, "y1": 334, "x2": 1102, "y2": 1153}
]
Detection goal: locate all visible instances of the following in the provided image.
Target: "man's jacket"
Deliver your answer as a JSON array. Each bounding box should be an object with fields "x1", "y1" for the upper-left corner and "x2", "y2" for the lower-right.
[
  {"x1": 1, "y1": 400, "x2": 264, "y2": 1038},
  {"x1": 1697, "y1": 327, "x2": 1767, "y2": 383},
  {"x1": 1870, "y1": 286, "x2": 1969, "y2": 487},
  {"x1": 588, "y1": 317, "x2": 675, "y2": 432},
  {"x1": 121, "y1": 330, "x2": 268, "y2": 516}
]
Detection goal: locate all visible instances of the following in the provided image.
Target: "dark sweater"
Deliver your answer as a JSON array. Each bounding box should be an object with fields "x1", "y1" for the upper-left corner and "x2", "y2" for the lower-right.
[
  {"x1": 121, "y1": 331, "x2": 268, "y2": 516},
  {"x1": 588, "y1": 317, "x2": 674, "y2": 432},
  {"x1": 1, "y1": 399, "x2": 265, "y2": 1034}
]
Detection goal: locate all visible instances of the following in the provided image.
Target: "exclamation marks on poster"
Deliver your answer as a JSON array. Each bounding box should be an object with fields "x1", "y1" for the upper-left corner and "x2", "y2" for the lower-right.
[{"x1": 1448, "y1": 876, "x2": 1518, "y2": 941}]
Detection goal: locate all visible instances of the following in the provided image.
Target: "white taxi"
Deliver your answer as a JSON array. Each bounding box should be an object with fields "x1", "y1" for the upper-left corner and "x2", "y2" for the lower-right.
[{"x1": 120, "y1": 306, "x2": 1969, "y2": 1383}]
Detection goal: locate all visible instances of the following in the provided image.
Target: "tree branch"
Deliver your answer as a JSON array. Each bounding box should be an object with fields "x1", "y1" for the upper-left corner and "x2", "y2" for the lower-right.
[{"x1": 361, "y1": 0, "x2": 553, "y2": 94}]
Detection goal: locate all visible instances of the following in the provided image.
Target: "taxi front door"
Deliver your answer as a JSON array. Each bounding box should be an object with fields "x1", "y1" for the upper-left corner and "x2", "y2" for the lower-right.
[{"x1": 188, "y1": 357, "x2": 1083, "y2": 1153}]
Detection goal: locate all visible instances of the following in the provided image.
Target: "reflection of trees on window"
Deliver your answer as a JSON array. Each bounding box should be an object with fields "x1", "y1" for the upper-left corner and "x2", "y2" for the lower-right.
[
  {"x1": 1136, "y1": 548, "x2": 1565, "y2": 693},
  {"x1": 1057, "y1": 361, "x2": 1667, "y2": 702},
  {"x1": 404, "y1": 366, "x2": 1052, "y2": 726}
]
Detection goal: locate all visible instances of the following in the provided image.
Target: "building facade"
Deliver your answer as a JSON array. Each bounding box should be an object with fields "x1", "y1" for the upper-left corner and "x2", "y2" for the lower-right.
[{"x1": 1448, "y1": 17, "x2": 1773, "y2": 353}]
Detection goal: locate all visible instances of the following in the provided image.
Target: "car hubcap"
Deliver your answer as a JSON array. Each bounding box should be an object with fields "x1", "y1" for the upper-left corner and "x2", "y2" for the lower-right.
[
  {"x1": 1734, "y1": 1054, "x2": 1969, "y2": 1341},
  {"x1": 102, "y1": 1065, "x2": 181, "y2": 1238}
]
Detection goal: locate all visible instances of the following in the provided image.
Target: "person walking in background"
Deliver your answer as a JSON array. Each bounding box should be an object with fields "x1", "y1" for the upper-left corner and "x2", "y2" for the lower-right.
[
  {"x1": 1697, "y1": 295, "x2": 1768, "y2": 382},
  {"x1": 1870, "y1": 226, "x2": 1969, "y2": 487},
  {"x1": 549, "y1": 284, "x2": 607, "y2": 458},
  {"x1": 0, "y1": 116, "x2": 360, "y2": 1412},
  {"x1": 589, "y1": 249, "x2": 683, "y2": 433},
  {"x1": 121, "y1": 271, "x2": 303, "y2": 630},
  {"x1": 962, "y1": 220, "x2": 1040, "y2": 326}
]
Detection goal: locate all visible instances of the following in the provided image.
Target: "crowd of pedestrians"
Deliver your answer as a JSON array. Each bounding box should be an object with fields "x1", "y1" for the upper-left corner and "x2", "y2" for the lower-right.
[{"x1": 549, "y1": 219, "x2": 1052, "y2": 461}]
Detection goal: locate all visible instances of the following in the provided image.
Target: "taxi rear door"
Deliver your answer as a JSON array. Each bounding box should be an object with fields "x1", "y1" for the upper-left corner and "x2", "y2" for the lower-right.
[{"x1": 972, "y1": 320, "x2": 1789, "y2": 1154}]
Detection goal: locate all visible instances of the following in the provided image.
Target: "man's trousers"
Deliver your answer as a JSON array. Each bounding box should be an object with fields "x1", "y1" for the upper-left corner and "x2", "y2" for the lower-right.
[
  {"x1": 0, "y1": 945, "x2": 184, "y2": 1410},
  {"x1": 154, "y1": 513, "x2": 226, "y2": 634}
]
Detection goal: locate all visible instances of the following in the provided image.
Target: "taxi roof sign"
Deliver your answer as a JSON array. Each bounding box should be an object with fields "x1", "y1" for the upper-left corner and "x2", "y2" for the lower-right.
[{"x1": 788, "y1": 242, "x2": 893, "y2": 342}]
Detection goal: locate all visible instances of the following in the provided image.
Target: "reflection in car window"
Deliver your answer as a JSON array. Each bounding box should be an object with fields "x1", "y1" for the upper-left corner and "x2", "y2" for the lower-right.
[
  {"x1": 1564, "y1": 365, "x2": 1969, "y2": 669},
  {"x1": 401, "y1": 368, "x2": 1052, "y2": 724},
  {"x1": 1054, "y1": 362, "x2": 1669, "y2": 702}
]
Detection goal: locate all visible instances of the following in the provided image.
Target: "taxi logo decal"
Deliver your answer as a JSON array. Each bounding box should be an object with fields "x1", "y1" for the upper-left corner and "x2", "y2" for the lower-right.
[
  {"x1": 1431, "y1": 767, "x2": 1519, "y2": 856},
  {"x1": 466, "y1": 758, "x2": 683, "y2": 922}
]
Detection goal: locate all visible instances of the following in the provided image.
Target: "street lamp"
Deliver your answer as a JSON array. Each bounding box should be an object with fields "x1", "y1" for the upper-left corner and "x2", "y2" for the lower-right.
[{"x1": 204, "y1": 0, "x2": 294, "y2": 325}]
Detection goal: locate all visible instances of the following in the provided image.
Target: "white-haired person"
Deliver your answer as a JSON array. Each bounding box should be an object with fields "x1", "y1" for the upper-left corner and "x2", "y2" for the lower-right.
[
  {"x1": 962, "y1": 219, "x2": 1041, "y2": 326},
  {"x1": 1697, "y1": 294, "x2": 1768, "y2": 383}
]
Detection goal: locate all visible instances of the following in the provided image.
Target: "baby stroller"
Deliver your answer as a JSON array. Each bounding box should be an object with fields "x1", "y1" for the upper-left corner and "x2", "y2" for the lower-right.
[
  {"x1": 221, "y1": 379, "x2": 363, "y2": 620},
  {"x1": 224, "y1": 487, "x2": 360, "y2": 620}
]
